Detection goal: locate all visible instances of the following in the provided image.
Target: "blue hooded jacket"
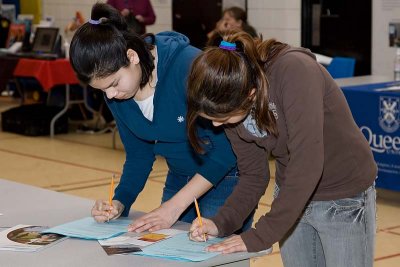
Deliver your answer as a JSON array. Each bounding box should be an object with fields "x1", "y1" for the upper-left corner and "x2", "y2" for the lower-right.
[{"x1": 106, "y1": 32, "x2": 236, "y2": 216}]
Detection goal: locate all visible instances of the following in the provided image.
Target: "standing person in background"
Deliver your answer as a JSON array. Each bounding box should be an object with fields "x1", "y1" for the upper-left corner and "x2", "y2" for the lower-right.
[
  {"x1": 207, "y1": 6, "x2": 257, "y2": 40},
  {"x1": 69, "y1": 3, "x2": 254, "y2": 234},
  {"x1": 107, "y1": 0, "x2": 156, "y2": 34},
  {"x1": 187, "y1": 30, "x2": 377, "y2": 267}
]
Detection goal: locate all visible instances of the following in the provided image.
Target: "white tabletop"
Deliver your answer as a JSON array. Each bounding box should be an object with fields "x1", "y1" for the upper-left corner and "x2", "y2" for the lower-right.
[
  {"x1": 0, "y1": 179, "x2": 264, "y2": 267},
  {"x1": 335, "y1": 75, "x2": 393, "y2": 87}
]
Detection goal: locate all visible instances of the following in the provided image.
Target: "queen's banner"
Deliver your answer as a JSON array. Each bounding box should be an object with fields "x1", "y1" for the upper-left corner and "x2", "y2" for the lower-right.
[{"x1": 341, "y1": 81, "x2": 400, "y2": 191}]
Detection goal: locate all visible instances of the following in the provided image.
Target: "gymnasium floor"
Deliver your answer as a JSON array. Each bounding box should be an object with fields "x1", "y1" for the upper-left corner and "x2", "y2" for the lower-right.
[{"x1": 1, "y1": 97, "x2": 399, "y2": 266}]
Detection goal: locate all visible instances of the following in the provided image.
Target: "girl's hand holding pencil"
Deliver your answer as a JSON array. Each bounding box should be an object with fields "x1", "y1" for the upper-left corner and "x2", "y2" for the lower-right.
[
  {"x1": 189, "y1": 217, "x2": 219, "y2": 242},
  {"x1": 91, "y1": 199, "x2": 124, "y2": 223},
  {"x1": 189, "y1": 215, "x2": 249, "y2": 254},
  {"x1": 91, "y1": 174, "x2": 124, "y2": 223}
]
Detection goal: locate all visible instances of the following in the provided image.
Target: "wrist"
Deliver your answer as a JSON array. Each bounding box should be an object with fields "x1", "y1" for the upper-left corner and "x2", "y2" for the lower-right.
[
  {"x1": 162, "y1": 198, "x2": 187, "y2": 216},
  {"x1": 113, "y1": 200, "x2": 124, "y2": 211}
]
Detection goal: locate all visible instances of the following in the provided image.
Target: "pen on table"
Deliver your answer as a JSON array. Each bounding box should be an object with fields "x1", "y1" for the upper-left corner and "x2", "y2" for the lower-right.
[
  {"x1": 108, "y1": 174, "x2": 115, "y2": 222},
  {"x1": 194, "y1": 197, "x2": 207, "y2": 242}
]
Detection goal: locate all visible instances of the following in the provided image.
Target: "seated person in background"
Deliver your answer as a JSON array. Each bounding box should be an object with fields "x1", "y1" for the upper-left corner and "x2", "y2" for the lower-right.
[
  {"x1": 207, "y1": 6, "x2": 257, "y2": 40},
  {"x1": 107, "y1": 0, "x2": 156, "y2": 34}
]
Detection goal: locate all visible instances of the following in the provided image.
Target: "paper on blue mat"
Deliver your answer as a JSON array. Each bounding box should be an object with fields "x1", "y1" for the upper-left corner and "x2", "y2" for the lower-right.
[
  {"x1": 135, "y1": 233, "x2": 223, "y2": 262},
  {"x1": 42, "y1": 217, "x2": 131, "y2": 240}
]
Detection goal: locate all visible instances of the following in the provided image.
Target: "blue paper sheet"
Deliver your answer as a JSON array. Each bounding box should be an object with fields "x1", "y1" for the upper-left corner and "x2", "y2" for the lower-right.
[
  {"x1": 135, "y1": 233, "x2": 223, "y2": 262},
  {"x1": 42, "y1": 217, "x2": 131, "y2": 240}
]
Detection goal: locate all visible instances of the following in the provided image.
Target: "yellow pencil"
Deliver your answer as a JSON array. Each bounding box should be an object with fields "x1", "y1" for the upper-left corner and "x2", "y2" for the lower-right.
[
  {"x1": 106, "y1": 174, "x2": 115, "y2": 223},
  {"x1": 194, "y1": 197, "x2": 207, "y2": 242},
  {"x1": 109, "y1": 174, "x2": 115, "y2": 206}
]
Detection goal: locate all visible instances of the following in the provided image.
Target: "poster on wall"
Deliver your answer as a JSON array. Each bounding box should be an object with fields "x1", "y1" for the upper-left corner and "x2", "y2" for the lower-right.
[
  {"x1": 6, "y1": 23, "x2": 25, "y2": 48},
  {"x1": 389, "y1": 22, "x2": 400, "y2": 47},
  {"x1": 382, "y1": 0, "x2": 400, "y2": 10}
]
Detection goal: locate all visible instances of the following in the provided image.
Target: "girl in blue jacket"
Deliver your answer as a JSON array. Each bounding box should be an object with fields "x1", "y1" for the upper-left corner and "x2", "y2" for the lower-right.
[{"x1": 69, "y1": 3, "x2": 249, "y2": 233}]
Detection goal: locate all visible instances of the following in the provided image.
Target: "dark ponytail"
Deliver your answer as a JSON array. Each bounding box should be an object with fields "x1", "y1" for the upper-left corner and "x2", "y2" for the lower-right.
[
  {"x1": 70, "y1": 3, "x2": 154, "y2": 87},
  {"x1": 90, "y1": 2, "x2": 128, "y2": 31}
]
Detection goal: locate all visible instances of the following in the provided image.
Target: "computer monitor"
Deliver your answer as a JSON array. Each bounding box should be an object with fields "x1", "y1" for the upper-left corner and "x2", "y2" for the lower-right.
[{"x1": 31, "y1": 27, "x2": 59, "y2": 53}]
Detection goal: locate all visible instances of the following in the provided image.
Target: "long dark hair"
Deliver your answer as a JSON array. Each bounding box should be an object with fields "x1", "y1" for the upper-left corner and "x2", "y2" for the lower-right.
[
  {"x1": 187, "y1": 30, "x2": 288, "y2": 153},
  {"x1": 69, "y1": 3, "x2": 154, "y2": 87}
]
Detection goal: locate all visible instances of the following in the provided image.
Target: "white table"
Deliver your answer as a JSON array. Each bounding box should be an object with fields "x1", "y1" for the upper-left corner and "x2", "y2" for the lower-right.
[
  {"x1": 335, "y1": 75, "x2": 392, "y2": 87},
  {"x1": 0, "y1": 179, "x2": 265, "y2": 267}
]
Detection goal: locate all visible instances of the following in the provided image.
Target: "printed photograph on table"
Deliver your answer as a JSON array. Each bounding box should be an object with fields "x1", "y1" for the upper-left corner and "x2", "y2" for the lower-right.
[
  {"x1": 138, "y1": 233, "x2": 168, "y2": 242},
  {"x1": 0, "y1": 225, "x2": 66, "y2": 252},
  {"x1": 101, "y1": 244, "x2": 142, "y2": 256},
  {"x1": 98, "y1": 228, "x2": 186, "y2": 256}
]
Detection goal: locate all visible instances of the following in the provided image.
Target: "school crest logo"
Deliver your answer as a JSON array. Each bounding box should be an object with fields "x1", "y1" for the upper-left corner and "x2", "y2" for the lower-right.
[{"x1": 379, "y1": 96, "x2": 400, "y2": 133}]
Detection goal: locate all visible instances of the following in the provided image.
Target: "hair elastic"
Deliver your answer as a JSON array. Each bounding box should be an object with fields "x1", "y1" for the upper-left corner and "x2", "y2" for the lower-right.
[
  {"x1": 89, "y1": 19, "x2": 101, "y2": 25},
  {"x1": 219, "y1": 40, "x2": 236, "y2": 51}
]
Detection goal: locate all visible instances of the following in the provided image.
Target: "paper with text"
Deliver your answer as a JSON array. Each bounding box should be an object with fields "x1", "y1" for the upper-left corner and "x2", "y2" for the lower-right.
[
  {"x1": 42, "y1": 217, "x2": 131, "y2": 240},
  {"x1": 135, "y1": 233, "x2": 224, "y2": 262},
  {"x1": 98, "y1": 228, "x2": 186, "y2": 255}
]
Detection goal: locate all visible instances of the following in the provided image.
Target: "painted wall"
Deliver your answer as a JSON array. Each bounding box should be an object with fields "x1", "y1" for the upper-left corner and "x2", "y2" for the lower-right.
[
  {"x1": 40, "y1": 0, "x2": 396, "y2": 77},
  {"x1": 41, "y1": 0, "x2": 171, "y2": 39},
  {"x1": 41, "y1": 0, "x2": 301, "y2": 45},
  {"x1": 372, "y1": 0, "x2": 400, "y2": 78},
  {"x1": 247, "y1": 0, "x2": 300, "y2": 46}
]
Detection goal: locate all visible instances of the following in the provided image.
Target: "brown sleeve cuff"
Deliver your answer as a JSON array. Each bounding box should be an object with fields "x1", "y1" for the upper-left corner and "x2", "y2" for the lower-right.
[
  {"x1": 211, "y1": 213, "x2": 242, "y2": 238},
  {"x1": 240, "y1": 228, "x2": 273, "y2": 252}
]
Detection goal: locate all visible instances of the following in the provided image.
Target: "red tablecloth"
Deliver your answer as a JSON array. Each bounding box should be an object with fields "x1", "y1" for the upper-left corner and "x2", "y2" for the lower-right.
[{"x1": 13, "y1": 58, "x2": 79, "y2": 92}]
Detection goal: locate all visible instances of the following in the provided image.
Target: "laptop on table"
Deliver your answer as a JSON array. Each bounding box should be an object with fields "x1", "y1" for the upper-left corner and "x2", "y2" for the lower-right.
[{"x1": 11, "y1": 27, "x2": 60, "y2": 60}]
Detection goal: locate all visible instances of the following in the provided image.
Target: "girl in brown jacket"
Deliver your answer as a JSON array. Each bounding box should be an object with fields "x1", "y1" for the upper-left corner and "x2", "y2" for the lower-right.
[{"x1": 187, "y1": 31, "x2": 377, "y2": 267}]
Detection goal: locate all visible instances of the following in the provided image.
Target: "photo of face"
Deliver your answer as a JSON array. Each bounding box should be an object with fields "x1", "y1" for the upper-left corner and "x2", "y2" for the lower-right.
[{"x1": 7, "y1": 226, "x2": 64, "y2": 246}]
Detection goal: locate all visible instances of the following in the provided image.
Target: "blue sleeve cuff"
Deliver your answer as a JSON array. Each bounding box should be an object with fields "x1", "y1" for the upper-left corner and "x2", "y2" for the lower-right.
[{"x1": 114, "y1": 190, "x2": 134, "y2": 217}]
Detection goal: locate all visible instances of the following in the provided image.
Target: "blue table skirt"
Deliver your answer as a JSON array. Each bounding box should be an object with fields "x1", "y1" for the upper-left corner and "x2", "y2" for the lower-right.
[{"x1": 341, "y1": 81, "x2": 400, "y2": 191}]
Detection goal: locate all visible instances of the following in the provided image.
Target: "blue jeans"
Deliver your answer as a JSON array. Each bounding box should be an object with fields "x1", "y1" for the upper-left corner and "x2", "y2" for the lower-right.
[
  {"x1": 161, "y1": 169, "x2": 254, "y2": 232},
  {"x1": 276, "y1": 184, "x2": 376, "y2": 267}
]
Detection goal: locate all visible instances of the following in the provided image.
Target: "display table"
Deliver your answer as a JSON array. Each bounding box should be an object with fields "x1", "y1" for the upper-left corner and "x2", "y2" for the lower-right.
[
  {"x1": 0, "y1": 55, "x2": 19, "y2": 93},
  {"x1": 0, "y1": 179, "x2": 264, "y2": 267},
  {"x1": 12, "y1": 58, "x2": 97, "y2": 137},
  {"x1": 13, "y1": 58, "x2": 79, "y2": 91},
  {"x1": 336, "y1": 76, "x2": 400, "y2": 191}
]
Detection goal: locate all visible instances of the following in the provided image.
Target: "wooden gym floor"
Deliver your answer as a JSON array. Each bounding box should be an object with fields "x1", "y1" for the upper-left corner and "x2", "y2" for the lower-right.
[{"x1": 1, "y1": 97, "x2": 399, "y2": 266}]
